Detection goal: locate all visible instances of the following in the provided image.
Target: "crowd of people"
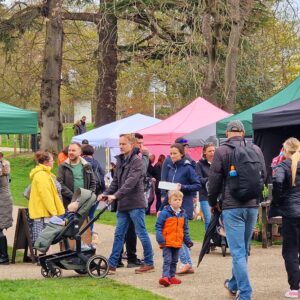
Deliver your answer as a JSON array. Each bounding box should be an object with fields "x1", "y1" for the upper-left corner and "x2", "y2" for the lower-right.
[{"x1": 1, "y1": 119, "x2": 300, "y2": 300}]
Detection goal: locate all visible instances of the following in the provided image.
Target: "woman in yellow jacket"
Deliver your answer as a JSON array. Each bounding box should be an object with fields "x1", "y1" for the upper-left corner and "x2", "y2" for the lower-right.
[{"x1": 29, "y1": 151, "x2": 65, "y2": 244}]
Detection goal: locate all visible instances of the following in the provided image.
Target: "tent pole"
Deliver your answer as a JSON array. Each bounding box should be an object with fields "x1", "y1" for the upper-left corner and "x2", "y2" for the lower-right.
[{"x1": 13, "y1": 135, "x2": 17, "y2": 156}]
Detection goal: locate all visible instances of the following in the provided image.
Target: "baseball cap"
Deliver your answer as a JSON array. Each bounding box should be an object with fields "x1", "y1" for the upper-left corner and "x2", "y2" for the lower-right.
[
  {"x1": 175, "y1": 138, "x2": 189, "y2": 146},
  {"x1": 226, "y1": 120, "x2": 245, "y2": 132}
]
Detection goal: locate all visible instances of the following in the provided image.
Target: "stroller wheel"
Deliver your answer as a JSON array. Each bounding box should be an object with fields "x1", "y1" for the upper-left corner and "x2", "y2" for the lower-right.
[
  {"x1": 221, "y1": 245, "x2": 226, "y2": 257},
  {"x1": 87, "y1": 255, "x2": 109, "y2": 278},
  {"x1": 74, "y1": 269, "x2": 88, "y2": 275},
  {"x1": 41, "y1": 268, "x2": 50, "y2": 278},
  {"x1": 49, "y1": 267, "x2": 62, "y2": 278}
]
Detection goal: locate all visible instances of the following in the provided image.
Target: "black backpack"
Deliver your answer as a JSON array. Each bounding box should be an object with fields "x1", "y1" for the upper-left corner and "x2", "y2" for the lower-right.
[{"x1": 225, "y1": 141, "x2": 264, "y2": 201}]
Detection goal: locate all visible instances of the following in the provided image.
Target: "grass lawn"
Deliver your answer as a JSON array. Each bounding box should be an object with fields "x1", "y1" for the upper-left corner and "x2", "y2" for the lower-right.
[
  {"x1": 0, "y1": 278, "x2": 167, "y2": 300},
  {"x1": 97, "y1": 211, "x2": 206, "y2": 242}
]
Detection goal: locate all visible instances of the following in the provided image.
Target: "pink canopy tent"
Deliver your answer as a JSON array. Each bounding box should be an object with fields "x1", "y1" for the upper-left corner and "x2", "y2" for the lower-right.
[{"x1": 139, "y1": 97, "x2": 230, "y2": 160}]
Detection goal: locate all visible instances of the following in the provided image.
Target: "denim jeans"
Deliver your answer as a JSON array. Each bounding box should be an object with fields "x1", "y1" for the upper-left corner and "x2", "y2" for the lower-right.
[
  {"x1": 200, "y1": 200, "x2": 211, "y2": 231},
  {"x1": 108, "y1": 208, "x2": 153, "y2": 268},
  {"x1": 179, "y1": 243, "x2": 192, "y2": 266},
  {"x1": 222, "y1": 208, "x2": 258, "y2": 300},
  {"x1": 88, "y1": 203, "x2": 98, "y2": 232},
  {"x1": 162, "y1": 247, "x2": 179, "y2": 278}
]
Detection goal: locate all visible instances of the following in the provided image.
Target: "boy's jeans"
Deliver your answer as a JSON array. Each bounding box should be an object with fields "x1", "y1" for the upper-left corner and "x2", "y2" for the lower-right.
[
  {"x1": 223, "y1": 208, "x2": 258, "y2": 300},
  {"x1": 108, "y1": 208, "x2": 153, "y2": 268},
  {"x1": 162, "y1": 247, "x2": 179, "y2": 278}
]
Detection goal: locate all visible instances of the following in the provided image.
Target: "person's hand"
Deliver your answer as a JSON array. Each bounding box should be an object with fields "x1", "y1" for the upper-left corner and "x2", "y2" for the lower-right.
[
  {"x1": 156, "y1": 210, "x2": 161, "y2": 217},
  {"x1": 192, "y1": 197, "x2": 197, "y2": 204},
  {"x1": 97, "y1": 194, "x2": 107, "y2": 202},
  {"x1": 175, "y1": 183, "x2": 181, "y2": 191},
  {"x1": 187, "y1": 241, "x2": 193, "y2": 248},
  {"x1": 107, "y1": 195, "x2": 116, "y2": 203},
  {"x1": 211, "y1": 203, "x2": 221, "y2": 214},
  {"x1": 152, "y1": 177, "x2": 156, "y2": 183}
]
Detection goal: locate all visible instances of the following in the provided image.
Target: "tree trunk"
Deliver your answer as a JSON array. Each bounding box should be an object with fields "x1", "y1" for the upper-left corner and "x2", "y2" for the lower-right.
[
  {"x1": 95, "y1": 5, "x2": 118, "y2": 127},
  {"x1": 39, "y1": 0, "x2": 64, "y2": 154},
  {"x1": 224, "y1": 0, "x2": 253, "y2": 112}
]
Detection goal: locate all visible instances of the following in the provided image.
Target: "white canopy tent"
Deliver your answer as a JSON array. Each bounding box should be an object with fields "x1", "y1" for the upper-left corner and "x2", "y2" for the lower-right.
[
  {"x1": 72, "y1": 114, "x2": 161, "y2": 172},
  {"x1": 72, "y1": 113, "x2": 161, "y2": 147}
]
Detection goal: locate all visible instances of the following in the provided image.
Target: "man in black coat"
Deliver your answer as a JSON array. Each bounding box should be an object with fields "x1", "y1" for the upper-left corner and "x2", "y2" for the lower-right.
[
  {"x1": 98, "y1": 134, "x2": 154, "y2": 274},
  {"x1": 208, "y1": 120, "x2": 266, "y2": 300}
]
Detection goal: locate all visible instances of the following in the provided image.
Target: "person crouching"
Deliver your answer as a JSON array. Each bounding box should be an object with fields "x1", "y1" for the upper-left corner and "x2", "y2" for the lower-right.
[{"x1": 155, "y1": 190, "x2": 193, "y2": 287}]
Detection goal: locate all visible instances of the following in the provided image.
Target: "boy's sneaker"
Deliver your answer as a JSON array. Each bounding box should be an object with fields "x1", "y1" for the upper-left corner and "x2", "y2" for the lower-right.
[
  {"x1": 285, "y1": 290, "x2": 299, "y2": 298},
  {"x1": 224, "y1": 279, "x2": 237, "y2": 296},
  {"x1": 135, "y1": 265, "x2": 155, "y2": 274},
  {"x1": 169, "y1": 277, "x2": 182, "y2": 284},
  {"x1": 159, "y1": 277, "x2": 171, "y2": 287}
]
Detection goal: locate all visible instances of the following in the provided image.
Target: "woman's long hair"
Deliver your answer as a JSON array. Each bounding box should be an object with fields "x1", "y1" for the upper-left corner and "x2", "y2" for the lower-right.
[{"x1": 283, "y1": 137, "x2": 300, "y2": 186}]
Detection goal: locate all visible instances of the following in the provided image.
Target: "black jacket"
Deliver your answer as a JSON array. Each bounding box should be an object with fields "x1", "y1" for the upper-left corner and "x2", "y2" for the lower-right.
[
  {"x1": 105, "y1": 150, "x2": 146, "y2": 211},
  {"x1": 57, "y1": 157, "x2": 96, "y2": 208},
  {"x1": 196, "y1": 158, "x2": 210, "y2": 200},
  {"x1": 208, "y1": 136, "x2": 266, "y2": 210},
  {"x1": 270, "y1": 159, "x2": 300, "y2": 218}
]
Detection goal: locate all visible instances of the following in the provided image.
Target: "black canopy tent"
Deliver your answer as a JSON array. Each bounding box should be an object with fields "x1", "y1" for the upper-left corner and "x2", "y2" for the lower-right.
[{"x1": 253, "y1": 98, "x2": 300, "y2": 180}]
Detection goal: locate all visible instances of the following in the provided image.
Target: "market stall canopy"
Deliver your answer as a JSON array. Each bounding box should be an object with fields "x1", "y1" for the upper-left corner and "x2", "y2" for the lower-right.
[
  {"x1": 216, "y1": 76, "x2": 300, "y2": 138},
  {"x1": 253, "y1": 98, "x2": 300, "y2": 180},
  {"x1": 72, "y1": 113, "x2": 161, "y2": 148},
  {"x1": 139, "y1": 97, "x2": 230, "y2": 158},
  {"x1": 0, "y1": 102, "x2": 38, "y2": 134}
]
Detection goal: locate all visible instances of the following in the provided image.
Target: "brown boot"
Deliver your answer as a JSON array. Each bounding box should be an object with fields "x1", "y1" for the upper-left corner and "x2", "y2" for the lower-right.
[{"x1": 135, "y1": 265, "x2": 154, "y2": 274}]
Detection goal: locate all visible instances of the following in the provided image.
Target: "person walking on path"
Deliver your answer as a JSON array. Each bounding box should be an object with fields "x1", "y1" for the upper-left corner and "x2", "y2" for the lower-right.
[
  {"x1": 156, "y1": 190, "x2": 193, "y2": 287},
  {"x1": 196, "y1": 143, "x2": 215, "y2": 231},
  {"x1": 57, "y1": 142, "x2": 96, "y2": 208},
  {"x1": 0, "y1": 152, "x2": 13, "y2": 264},
  {"x1": 28, "y1": 151, "x2": 65, "y2": 246},
  {"x1": 73, "y1": 116, "x2": 87, "y2": 136},
  {"x1": 159, "y1": 143, "x2": 200, "y2": 275},
  {"x1": 270, "y1": 137, "x2": 300, "y2": 299},
  {"x1": 208, "y1": 120, "x2": 266, "y2": 300},
  {"x1": 98, "y1": 133, "x2": 154, "y2": 275}
]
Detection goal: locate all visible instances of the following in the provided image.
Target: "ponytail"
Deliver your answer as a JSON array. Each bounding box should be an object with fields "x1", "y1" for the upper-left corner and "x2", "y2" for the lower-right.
[{"x1": 291, "y1": 149, "x2": 300, "y2": 186}]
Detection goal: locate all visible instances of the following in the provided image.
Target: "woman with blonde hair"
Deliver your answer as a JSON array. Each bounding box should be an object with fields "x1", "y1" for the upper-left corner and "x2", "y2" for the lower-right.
[
  {"x1": 271, "y1": 137, "x2": 300, "y2": 298},
  {"x1": 29, "y1": 151, "x2": 65, "y2": 245}
]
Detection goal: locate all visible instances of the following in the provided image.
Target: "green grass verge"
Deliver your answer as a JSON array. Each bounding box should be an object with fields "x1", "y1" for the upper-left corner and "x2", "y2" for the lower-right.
[{"x1": 0, "y1": 278, "x2": 167, "y2": 300}]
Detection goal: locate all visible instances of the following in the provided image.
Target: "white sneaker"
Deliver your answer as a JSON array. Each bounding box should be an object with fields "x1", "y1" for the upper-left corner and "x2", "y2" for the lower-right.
[{"x1": 285, "y1": 290, "x2": 299, "y2": 298}]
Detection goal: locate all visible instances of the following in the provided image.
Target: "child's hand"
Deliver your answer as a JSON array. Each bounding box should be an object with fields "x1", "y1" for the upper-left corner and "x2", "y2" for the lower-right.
[
  {"x1": 187, "y1": 242, "x2": 193, "y2": 248},
  {"x1": 159, "y1": 244, "x2": 166, "y2": 249}
]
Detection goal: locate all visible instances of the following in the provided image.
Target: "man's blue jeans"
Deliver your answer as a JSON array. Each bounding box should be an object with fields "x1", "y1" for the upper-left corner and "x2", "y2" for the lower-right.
[
  {"x1": 179, "y1": 243, "x2": 192, "y2": 266},
  {"x1": 222, "y1": 208, "x2": 258, "y2": 300},
  {"x1": 108, "y1": 208, "x2": 154, "y2": 268},
  {"x1": 200, "y1": 200, "x2": 211, "y2": 231}
]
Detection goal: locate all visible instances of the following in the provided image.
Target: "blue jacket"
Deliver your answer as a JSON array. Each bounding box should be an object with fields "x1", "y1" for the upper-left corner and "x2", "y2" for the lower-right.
[
  {"x1": 155, "y1": 205, "x2": 192, "y2": 248},
  {"x1": 160, "y1": 158, "x2": 201, "y2": 219}
]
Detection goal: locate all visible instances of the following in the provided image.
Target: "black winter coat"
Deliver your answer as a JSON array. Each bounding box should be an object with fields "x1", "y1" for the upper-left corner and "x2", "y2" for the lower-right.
[
  {"x1": 196, "y1": 159, "x2": 211, "y2": 201},
  {"x1": 270, "y1": 159, "x2": 300, "y2": 218},
  {"x1": 105, "y1": 151, "x2": 146, "y2": 211},
  {"x1": 208, "y1": 136, "x2": 266, "y2": 210},
  {"x1": 57, "y1": 158, "x2": 96, "y2": 208}
]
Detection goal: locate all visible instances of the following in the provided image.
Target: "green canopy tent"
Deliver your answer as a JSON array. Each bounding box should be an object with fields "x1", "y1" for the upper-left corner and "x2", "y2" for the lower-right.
[
  {"x1": 216, "y1": 76, "x2": 300, "y2": 137},
  {"x1": 0, "y1": 102, "x2": 38, "y2": 134}
]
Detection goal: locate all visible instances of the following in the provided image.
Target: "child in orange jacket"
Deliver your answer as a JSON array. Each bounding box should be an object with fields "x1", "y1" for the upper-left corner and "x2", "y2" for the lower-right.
[{"x1": 155, "y1": 190, "x2": 193, "y2": 287}]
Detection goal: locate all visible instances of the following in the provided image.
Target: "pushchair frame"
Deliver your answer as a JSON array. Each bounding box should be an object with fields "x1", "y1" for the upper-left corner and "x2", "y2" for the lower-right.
[{"x1": 39, "y1": 203, "x2": 110, "y2": 279}]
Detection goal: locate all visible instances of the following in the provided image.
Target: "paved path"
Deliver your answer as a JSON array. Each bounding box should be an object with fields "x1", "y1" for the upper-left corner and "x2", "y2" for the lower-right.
[{"x1": 3, "y1": 206, "x2": 288, "y2": 300}]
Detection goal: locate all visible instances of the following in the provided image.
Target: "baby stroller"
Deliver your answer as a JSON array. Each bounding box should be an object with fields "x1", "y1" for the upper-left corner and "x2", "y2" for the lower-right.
[{"x1": 35, "y1": 188, "x2": 109, "y2": 279}]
